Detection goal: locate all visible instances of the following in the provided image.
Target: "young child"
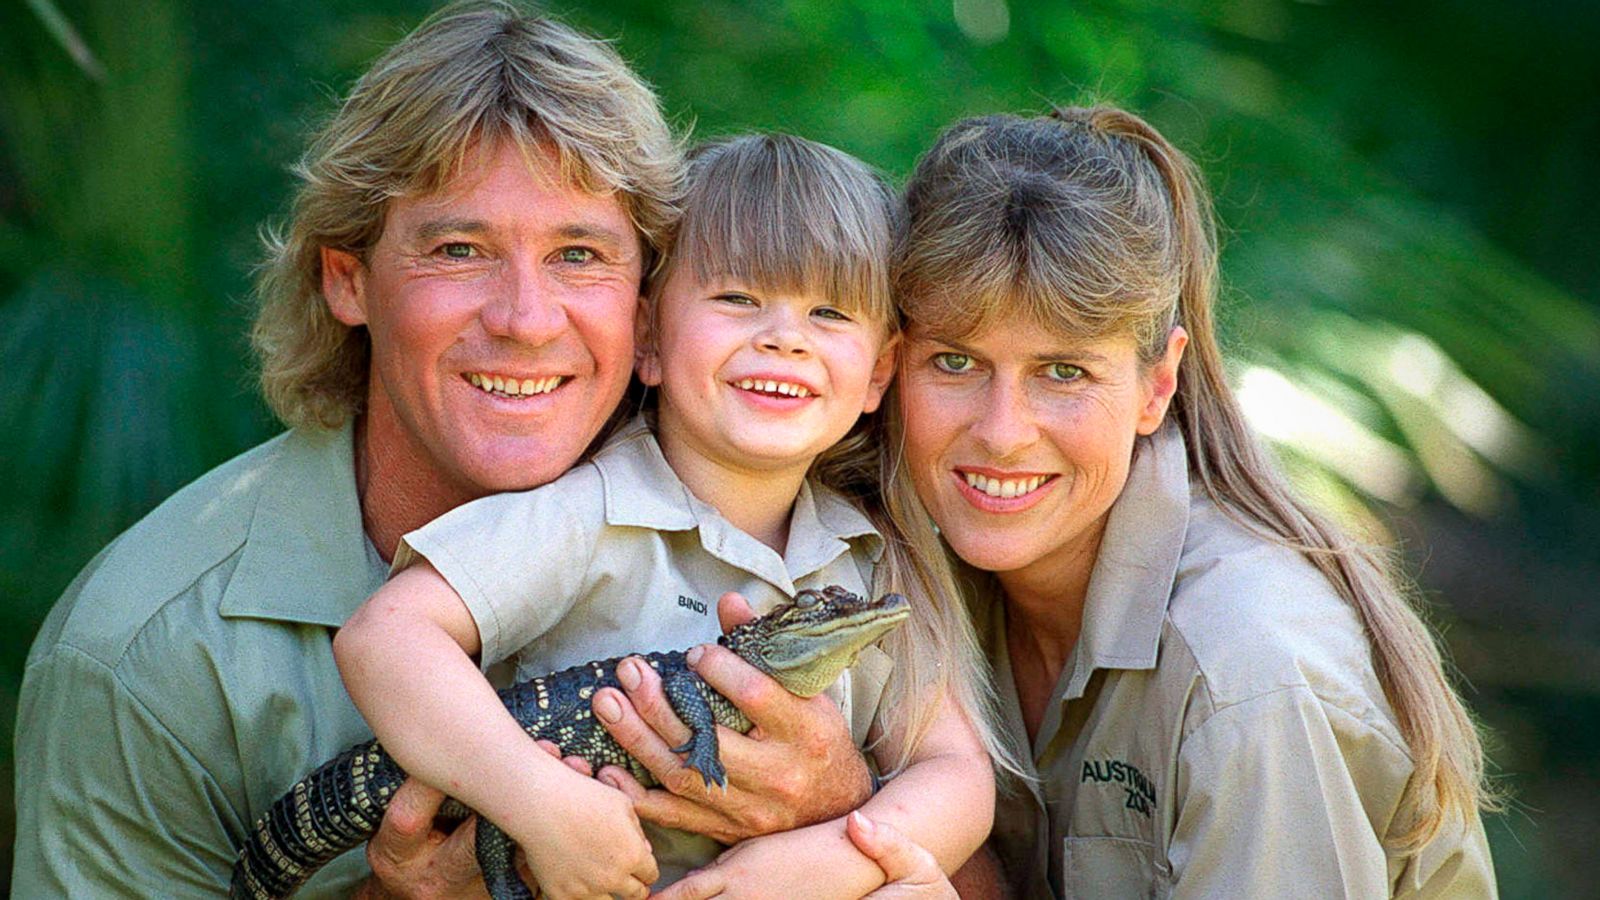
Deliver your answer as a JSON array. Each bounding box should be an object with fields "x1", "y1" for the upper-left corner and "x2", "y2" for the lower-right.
[{"x1": 334, "y1": 134, "x2": 1002, "y2": 899}]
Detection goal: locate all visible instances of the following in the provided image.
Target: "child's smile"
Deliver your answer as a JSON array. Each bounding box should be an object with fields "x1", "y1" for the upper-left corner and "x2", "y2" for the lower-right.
[{"x1": 639, "y1": 274, "x2": 896, "y2": 487}]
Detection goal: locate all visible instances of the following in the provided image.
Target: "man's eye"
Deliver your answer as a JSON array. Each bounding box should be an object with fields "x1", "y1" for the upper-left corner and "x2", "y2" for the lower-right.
[
  {"x1": 441, "y1": 243, "x2": 475, "y2": 259},
  {"x1": 932, "y1": 352, "x2": 973, "y2": 373},
  {"x1": 1046, "y1": 362, "x2": 1084, "y2": 382},
  {"x1": 558, "y1": 247, "x2": 595, "y2": 264}
]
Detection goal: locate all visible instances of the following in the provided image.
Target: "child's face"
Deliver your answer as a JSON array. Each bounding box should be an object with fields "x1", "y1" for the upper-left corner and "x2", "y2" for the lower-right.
[{"x1": 639, "y1": 273, "x2": 897, "y2": 479}]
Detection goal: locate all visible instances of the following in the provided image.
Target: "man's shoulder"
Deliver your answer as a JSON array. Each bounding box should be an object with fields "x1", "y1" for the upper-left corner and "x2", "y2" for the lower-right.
[{"x1": 29, "y1": 432, "x2": 298, "y2": 669}]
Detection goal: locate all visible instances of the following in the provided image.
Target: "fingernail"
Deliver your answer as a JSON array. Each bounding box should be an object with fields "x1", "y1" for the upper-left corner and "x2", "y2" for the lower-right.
[
  {"x1": 851, "y1": 810, "x2": 875, "y2": 837},
  {"x1": 595, "y1": 691, "x2": 622, "y2": 723},
  {"x1": 599, "y1": 772, "x2": 620, "y2": 790},
  {"x1": 618, "y1": 657, "x2": 641, "y2": 691},
  {"x1": 687, "y1": 645, "x2": 704, "y2": 666}
]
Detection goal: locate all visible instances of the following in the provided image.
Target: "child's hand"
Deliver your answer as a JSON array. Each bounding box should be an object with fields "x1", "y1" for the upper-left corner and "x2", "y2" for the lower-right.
[{"x1": 514, "y1": 769, "x2": 658, "y2": 900}]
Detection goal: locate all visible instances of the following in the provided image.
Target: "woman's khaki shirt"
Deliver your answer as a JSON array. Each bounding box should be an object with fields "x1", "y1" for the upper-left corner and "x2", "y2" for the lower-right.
[{"x1": 976, "y1": 424, "x2": 1496, "y2": 899}]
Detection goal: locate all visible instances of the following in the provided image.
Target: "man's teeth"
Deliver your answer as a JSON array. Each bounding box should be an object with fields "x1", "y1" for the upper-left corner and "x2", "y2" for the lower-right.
[
  {"x1": 736, "y1": 378, "x2": 811, "y2": 398},
  {"x1": 964, "y1": 472, "x2": 1051, "y2": 499},
  {"x1": 467, "y1": 373, "x2": 563, "y2": 396}
]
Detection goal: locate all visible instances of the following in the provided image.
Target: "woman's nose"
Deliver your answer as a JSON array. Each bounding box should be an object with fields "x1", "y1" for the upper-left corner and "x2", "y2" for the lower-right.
[{"x1": 969, "y1": 380, "x2": 1040, "y2": 457}]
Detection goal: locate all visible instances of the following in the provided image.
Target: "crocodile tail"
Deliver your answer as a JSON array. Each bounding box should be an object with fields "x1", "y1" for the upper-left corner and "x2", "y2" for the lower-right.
[{"x1": 230, "y1": 739, "x2": 405, "y2": 899}]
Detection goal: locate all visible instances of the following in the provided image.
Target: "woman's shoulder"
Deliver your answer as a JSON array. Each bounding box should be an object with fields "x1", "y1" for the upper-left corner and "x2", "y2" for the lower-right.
[{"x1": 1162, "y1": 489, "x2": 1401, "y2": 744}]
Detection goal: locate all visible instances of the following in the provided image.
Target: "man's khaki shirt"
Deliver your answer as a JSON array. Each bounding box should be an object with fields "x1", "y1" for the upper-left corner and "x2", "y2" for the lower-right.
[
  {"x1": 14, "y1": 426, "x2": 387, "y2": 896},
  {"x1": 979, "y1": 424, "x2": 1496, "y2": 899},
  {"x1": 398, "y1": 416, "x2": 893, "y2": 885}
]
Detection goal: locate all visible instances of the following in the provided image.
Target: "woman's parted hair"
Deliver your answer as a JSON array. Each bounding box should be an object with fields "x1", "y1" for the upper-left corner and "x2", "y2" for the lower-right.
[
  {"x1": 891, "y1": 105, "x2": 1494, "y2": 849},
  {"x1": 252, "y1": 0, "x2": 684, "y2": 429}
]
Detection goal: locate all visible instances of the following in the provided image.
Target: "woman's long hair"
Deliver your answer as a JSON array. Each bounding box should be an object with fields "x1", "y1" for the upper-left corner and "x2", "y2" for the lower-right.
[{"x1": 892, "y1": 105, "x2": 1493, "y2": 849}]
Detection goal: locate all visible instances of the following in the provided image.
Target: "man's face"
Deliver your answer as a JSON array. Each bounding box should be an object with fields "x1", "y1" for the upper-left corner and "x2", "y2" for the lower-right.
[{"x1": 323, "y1": 139, "x2": 643, "y2": 501}]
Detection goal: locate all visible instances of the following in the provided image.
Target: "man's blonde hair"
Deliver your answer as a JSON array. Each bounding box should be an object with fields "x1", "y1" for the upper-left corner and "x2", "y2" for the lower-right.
[{"x1": 253, "y1": 0, "x2": 683, "y2": 429}]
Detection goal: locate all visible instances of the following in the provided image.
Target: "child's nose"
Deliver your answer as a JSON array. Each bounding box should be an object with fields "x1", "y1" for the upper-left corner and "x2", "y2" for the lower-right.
[{"x1": 756, "y1": 309, "x2": 810, "y2": 355}]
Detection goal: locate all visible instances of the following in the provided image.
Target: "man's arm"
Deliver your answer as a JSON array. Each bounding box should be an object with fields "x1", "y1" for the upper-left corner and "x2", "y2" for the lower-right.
[{"x1": 590, "y1": 593, "x2": 873, "y2": 842}]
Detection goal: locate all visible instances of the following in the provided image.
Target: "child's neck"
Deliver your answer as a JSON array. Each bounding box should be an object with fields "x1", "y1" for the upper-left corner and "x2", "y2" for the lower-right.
[{"x1": 654, "y1": 425, "x2": 809, "y2": 555}]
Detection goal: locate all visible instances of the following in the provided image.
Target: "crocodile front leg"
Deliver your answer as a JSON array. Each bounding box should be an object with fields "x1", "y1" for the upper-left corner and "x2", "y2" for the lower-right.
[
  {"x1": 660, "y1": 669, "x2": 725, "y2": 789},
  {"x1": 475, "y1": 818, "x2": 535, "y2": 900}
]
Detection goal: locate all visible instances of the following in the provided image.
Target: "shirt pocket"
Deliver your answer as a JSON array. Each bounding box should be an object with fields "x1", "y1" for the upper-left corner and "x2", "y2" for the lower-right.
[{"x1": 1061, "y1": 836, "x2": 1172, "y2": 900}]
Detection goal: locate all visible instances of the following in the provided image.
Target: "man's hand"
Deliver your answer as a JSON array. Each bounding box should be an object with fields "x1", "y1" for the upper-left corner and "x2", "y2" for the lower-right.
[
  {"x1": 359, "y1": 735, "x2": 582, "y2": 900},
  {"x1": 847, "y1": 812, "x2": 960, "y2": 900},
  {"x1": 356, "y1": 779, "x2": 486, "y2": 900},
  {"x1": 589, "y1": 592, "x2": 873, "y2": 844}
]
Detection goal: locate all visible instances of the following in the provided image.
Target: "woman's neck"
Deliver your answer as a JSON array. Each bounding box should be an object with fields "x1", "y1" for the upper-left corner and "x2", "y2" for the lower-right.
[{"x1": 995, "y1": 515, "x2": 1107, "y2": 676}]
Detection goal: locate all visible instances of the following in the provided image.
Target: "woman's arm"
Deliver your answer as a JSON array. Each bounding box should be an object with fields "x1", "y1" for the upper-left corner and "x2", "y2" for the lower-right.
[{"x1": 335, "y1": 562, "x2": 658, "y2": 899}]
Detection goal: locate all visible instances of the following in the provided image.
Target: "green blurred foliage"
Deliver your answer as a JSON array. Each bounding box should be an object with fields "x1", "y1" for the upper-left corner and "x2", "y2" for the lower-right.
[{"x1": 3, "y1": 0, "x2": 1597, "y2": 894}]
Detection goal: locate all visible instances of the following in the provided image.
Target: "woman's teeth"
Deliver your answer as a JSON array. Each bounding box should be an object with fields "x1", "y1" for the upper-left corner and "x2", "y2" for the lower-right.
[
  {"x1": 736, "y1": 378, "x2": 811, "y2": 398},
  {"x1": 964, "y1": 472, "x2": 1051, "y2": 499},
  {"x1": 467, "y1": 373, "x2": 563, "y2": 397}
]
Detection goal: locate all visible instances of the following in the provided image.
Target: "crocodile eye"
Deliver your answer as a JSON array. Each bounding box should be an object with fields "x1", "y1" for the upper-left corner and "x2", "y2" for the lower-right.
[{"x1": 795, "y1": 590, "x2": 820, "y2": 609}]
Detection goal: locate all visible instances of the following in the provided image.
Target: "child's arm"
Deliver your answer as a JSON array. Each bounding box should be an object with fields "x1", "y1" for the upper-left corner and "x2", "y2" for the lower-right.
[
  {"x1": 647, "y1": 688, "x2": 996, "y2": 900},
  {"x1": 334, "y1": 562, "x2": 659, "y2": 899}
]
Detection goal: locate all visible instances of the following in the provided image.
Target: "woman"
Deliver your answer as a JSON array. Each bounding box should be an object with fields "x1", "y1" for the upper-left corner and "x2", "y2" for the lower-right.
[{"x1": 864, "y1": 106, "x2": 1498, "y2": 897}]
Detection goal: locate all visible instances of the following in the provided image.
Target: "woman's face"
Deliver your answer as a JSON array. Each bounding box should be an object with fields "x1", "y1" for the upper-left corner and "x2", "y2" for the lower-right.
[{"x1": 898, "y1": 313, "x2": 1184, "y2": 585}]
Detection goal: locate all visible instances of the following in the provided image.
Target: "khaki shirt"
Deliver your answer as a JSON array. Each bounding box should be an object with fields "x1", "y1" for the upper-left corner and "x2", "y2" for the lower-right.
[
  {"x1": 398, "y1": 416, "x2": 893, "y2": 884},
  {"x1": 979, "y1": 425, "x2": 1496, "y2": 899},
  {"x1": 14, "y1": 426, "x2": 387, "y2": 897}
]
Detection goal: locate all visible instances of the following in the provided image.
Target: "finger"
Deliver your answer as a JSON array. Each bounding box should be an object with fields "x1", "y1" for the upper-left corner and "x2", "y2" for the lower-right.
[
  {"x1": 596, "y1": 766, "x2": 649, "y2": 802},
  {"x1": 847, "y1": 811, "x2": 943, "y2": 885},
  {"x1": 378, "y1": 778, "x2": 448, "y2": 848},
  {"x1": 607, "y1": 782, "x2": 743, "y2": 844},
  {"x1": 614, "y1": 657, "x2": 695, "y2": 748},
  {"x1": 650, "y1": 865, "x2": 727, "y2": 900},
  {"x1": 715, "y1": 592, "x2": 757, "y2": 634},
  {"x1": 594, "y1": 685, "x2": 696, "y2": 783},
  {"x1": 687, "y1": 644, "x2": 815, "y2": 737},
  {"x1": 562, "y1": 755, "x2": 595, "y2": 777},
  {"x1": 535, "y1": 739, "x2": 562, "y2": 758}
]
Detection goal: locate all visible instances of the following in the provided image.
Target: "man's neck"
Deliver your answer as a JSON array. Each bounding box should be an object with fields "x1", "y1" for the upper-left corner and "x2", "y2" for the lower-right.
[{"x1": 352, "y1": 414, "x2": 481, "y2": 563}]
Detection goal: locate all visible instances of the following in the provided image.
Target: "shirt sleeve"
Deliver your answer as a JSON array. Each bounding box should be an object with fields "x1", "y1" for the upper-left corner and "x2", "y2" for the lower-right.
[
  {"x1": 395, "y1": 467, "x2": 607, "y2": 667},
  {"x1": 1168, "y1": 686, "x2": 1422, "y2": 899},
  {"x1": 13, "y1": 643, "x2": 242, "y2": 898}
]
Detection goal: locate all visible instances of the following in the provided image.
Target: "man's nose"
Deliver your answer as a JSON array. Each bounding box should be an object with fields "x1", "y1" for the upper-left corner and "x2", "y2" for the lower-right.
[
  {"x1": 480, "y1": 264, "x2": 566, "y2": 346},
  {"x1": 969, "y1": 379, "x2": 1040, "y2": 458}
]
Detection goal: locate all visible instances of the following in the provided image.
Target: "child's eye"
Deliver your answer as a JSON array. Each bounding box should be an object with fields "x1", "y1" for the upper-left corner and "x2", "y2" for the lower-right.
[
  {"x1": 714, "y1": 293, "x2": 757, "y2": 306},
  {"x1": 932, "y1": 352, "x2": 974, "y2": 373},
  {"x1": 1045, "y1": 362, "x2": 1084, "y2": 382},
  {"x1": 557, "y1": 247, "x2": 595, "y2": 264},
  {"x1": 813, "y1": 306, "x2": 853, "y2": 322},
  {"x1": 439, "y1": 242, "x2": 476, "y2": 259}
]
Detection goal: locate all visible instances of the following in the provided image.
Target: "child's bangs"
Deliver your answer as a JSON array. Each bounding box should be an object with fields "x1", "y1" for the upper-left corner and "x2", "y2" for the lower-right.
[{"x1": 677, "y1": 135, "x2": 896, "y2": 327}]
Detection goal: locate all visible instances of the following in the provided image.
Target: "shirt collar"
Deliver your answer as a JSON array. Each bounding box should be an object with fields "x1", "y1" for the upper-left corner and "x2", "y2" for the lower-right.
[
  {"x1": 595, "y1": 415, "x2": 881, "y2": 592},
  {"x1": 218, "y1": 423, "x2": 385, "y2": 627},
  {"x1": 1065, "y1": 422, "x2": 1190, "y2": 692}
]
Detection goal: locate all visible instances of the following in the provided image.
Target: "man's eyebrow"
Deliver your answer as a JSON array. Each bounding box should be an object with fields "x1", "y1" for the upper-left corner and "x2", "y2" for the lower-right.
[
  {"x1": 413, "y1": 218, "x2": 489, "y2": 241},
  {"x1": 554, "y1": 223, "x2": 633, "y2": 250}
]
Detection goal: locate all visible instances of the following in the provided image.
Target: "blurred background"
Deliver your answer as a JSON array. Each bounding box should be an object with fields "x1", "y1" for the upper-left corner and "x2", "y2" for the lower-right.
[{"x1": 3, "y1": 0, "x2": 1597, "y2": 894}]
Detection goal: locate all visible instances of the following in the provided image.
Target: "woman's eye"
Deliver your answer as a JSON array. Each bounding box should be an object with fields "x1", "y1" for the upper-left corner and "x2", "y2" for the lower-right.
[
  {"x1": 440, "y1": 243, "x2": 475, "y2": 259},
  {"x1": 558, "y1": 247, "x2": 595, "y2": 264},
  {"x1": 1046, "y1": 362, "x2": 1084, "y2": 382},
  {"x1": 932, "y1": 352, "x2": 973, "y2": 373}
]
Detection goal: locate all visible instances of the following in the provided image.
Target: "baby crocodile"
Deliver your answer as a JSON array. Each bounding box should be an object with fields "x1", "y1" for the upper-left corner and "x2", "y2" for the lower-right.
[{"x1": 231, "y1": 585, "x2": 909, "y2": 900}]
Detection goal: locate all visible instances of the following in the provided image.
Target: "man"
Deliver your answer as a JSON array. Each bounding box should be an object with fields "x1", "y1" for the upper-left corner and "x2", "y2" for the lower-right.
[{"x1": 12, "y1": 3, "x2": 871, "y2": 896}]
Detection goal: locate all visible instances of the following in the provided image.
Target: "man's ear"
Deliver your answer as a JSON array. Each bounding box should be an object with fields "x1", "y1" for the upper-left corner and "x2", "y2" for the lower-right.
[
  {"x1": 634, "y1": 294, "x2": 662, "y2": 386},
  {"x1": 321, "y1": 247, "x2": 369, "y2": 326},
  {"x1": 860, "y1": 333, "x2": 901, "y2": 414},
  {"x1": 1136, "y1": 326, "x2": 1188, "y2": 435}
]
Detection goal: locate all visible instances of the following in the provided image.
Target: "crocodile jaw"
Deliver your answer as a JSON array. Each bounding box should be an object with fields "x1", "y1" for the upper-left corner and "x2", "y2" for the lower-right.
[{"x1": 733, "y1": 591, "x2": 911, "y2": 697}]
